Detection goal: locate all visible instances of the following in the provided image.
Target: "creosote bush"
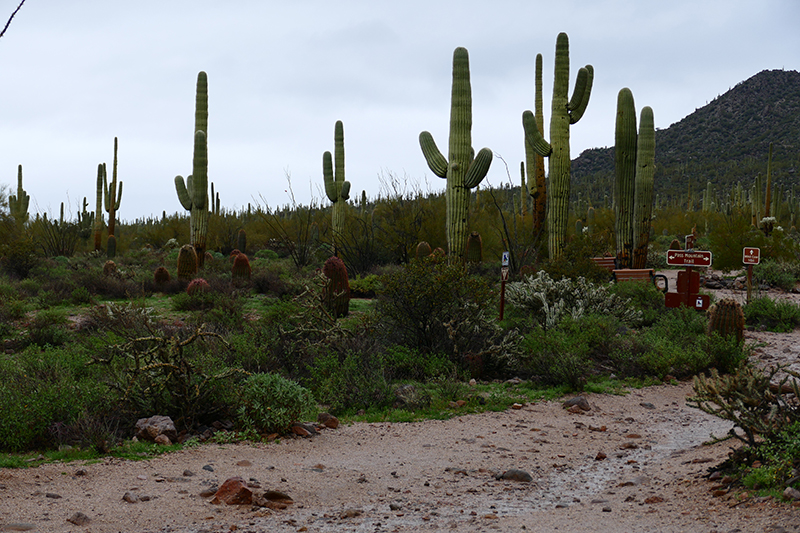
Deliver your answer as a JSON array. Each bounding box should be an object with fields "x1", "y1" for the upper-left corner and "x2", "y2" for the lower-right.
[{"x1": 237, "y1": 373, "x2": 315, "y2": 435}]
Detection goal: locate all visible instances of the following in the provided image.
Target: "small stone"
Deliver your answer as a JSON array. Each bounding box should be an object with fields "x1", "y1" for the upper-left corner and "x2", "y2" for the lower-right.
[
  {"x1": 390, "y1": 503, "x2": 402, "y2": 511},
  {"x1": 496, "y1": 469, "x2": 533, "y2": 483},
  {"x1": 595, "y1": 452, "x2": 607, "y2": 461},
  {"x1": 644, "y1": 495, "x2": 665, "y2": 504},
  {"x1": 340, "y1": 508, "x2": 363, "y2": 519},
  {"x1": 563, "y1": 397, "x2": 591, "y2": 411},
  {"x1": 74, "y1": 468, "x2": 88, "y2": 476},
  {"x1": 236, "y1": 460, "x2": 252, "y2": 467},
  {"x1": 317, "y1": 412, "x2": 340, "y2": 429},
  {"x1": 1, "y1": 524, "x2": 36, "y2": 531},
  {"x1": 291, "y1": 423, "x2": 318, "y2": 437},
  {"x1": 199, "y1": 485, "x2": 218, "y2": 498},
  {"x1": 511, "y1": 403, "x2": 523, "y2": 410},
  {"x1": 67, "y1": 512, "x2": 92, "y2": 526},
  {"x1": 212, "y1": 477, "x2": 253, "y2": 505},
  {"x1": 639, "y1": 402, "x2": 656, "y2": 410},
  {"x1": 602, "y1": 506, "x2": 612, "y2": 512},
  {"x1": 202, "y1": 464, "x2": 214, "y2": 472},
  {"x1": 45, "y1": 492, "x2": 62, "y2": 499},
  {"x1": 154, "y1": 434, "x2": 172, "y2": 446},
  {"x1": 784, "y1": 487, "x2": 800, "y2": 500},
  {"x1": 123, "y1": 491, "x2": 139, "y2": 503},
  {"x1": 183, "y1": 470, "x2": 195, "y2": 477}
]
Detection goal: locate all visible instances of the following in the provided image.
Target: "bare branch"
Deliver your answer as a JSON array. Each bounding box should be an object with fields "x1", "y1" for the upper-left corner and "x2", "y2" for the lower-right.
[{"x1": 0, "y1": 0, "x2": 27, "y2": 40}]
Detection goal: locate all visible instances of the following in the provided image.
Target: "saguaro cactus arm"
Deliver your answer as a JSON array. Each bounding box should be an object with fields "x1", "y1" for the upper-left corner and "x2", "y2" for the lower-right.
[
  {"x1": 419, "y1": 132, "x2": 448, "y2": 178},
  {"x1": 522, "y1": 111, "x2": 552, "y2": 156},
  {"x1": 567, "y1": 65, "x2": 594, "y2": 124}
]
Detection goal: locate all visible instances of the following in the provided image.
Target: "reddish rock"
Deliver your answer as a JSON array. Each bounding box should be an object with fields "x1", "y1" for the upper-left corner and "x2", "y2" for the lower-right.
[
  {"x1": 212, "y1": 477, "x2": 253, "y2": 505},
  {"x1": 317, "y1": 413, "x2": 340, "y2": 429},
  {"x1": 154, "y1": 434, "x2": 172, "y2": 446}
]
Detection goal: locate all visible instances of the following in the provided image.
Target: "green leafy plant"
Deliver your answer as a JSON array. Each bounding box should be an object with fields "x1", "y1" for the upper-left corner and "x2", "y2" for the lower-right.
[
  {"x1": 237, "y1": 373, "x2": 315, "y2": 435},
  {"x1": 744, "y1": 296, "x2": 800, "y2": 332}
]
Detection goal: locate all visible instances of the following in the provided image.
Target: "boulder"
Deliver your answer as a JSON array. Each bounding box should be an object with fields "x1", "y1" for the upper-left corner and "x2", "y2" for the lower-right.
[{"x1": 135, "y1": 416, "x2": 178, "y2": 442}]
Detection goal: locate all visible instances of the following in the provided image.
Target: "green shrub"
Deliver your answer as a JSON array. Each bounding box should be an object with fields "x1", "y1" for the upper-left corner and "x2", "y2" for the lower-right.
[
  {"x1": 70, "y1": 286, "x2": 93, "y2": 305},
  {"x1": 753, "y1": 259, "x2": 800, "y2": 291},
  {"x1": 309, "y1": 350, "x2": 394, "y2": 414},
  {"x1": 0, "y1": 345, "x2": 107, "y2": 451},
  {"x1": 237, "y1": 373, "x2": 315, "y2": 435},
  {"x1": 376, "y1": 255, "x2": 495, "y2": 354},
  {"x1": 608, "y1": 280, "x2": 665, "y2": 327},
  {"x1": 744, "y1": 297, "x2": 800, "y2": 332},
  {"x1": 254, "y1": 249, "x2": 279, "y2": 260},
  {"x1": 28, "y1": 308, "x2": 71, "y2": 347},
  {"x1": 349, "y1": 274, "x2": 382, "y2": 298},
  {"x1": 382, "y1": 345, "x2": 454, "y2": 381}
]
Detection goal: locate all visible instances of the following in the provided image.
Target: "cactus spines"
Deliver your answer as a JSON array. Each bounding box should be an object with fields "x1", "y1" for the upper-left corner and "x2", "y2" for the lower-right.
[
  {"x1": 465, "y1": 231, "x2": 483, "y2": 263},
  {"x1": 177, "y1": 244, "x2": 198, "y2": 281},
  {"x1": 416, "y1": 241, "x2": 433, "y2": 259},
  {"x1": 420, "y1": 46, "x2": 493, "y2": 262},
  {"x1": 322, "y1": 255, "x2": 350, "y2": 319},
  {"x1": 708, "y1": 298, "x2": 745, "y2": 343},
  {"x1": 614, "y1": 89, "x2": 655, "y2": 270},
  {"x1": 231, "y1": 252, "x2": 251, "y2": 284},
  {"x1": 153, "y1": 266, "x2": 171, "y2": 285},
  {"x1": 8, "y1": 164, "x2": 30, "y2": 226},
  {"x1": 523, "y1": 33, "x2": 594, "y2": 260},
  {"x1": 175, "y1": 71, "x2": 210, "y2": 268},
  {"x1": 323, "y1": 120, "x2": 351, "y2": 254}
]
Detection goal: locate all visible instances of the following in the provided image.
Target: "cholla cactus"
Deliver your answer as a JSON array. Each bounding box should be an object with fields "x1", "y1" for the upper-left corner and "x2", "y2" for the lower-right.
[{"x1": 506, "y1": 270, "x2": 641, "y2": 328}]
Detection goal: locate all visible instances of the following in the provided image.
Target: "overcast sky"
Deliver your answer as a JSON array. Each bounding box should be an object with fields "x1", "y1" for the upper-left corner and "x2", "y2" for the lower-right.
[{"x1": 1, "y1": 0, "x2": 798, "y2": 221}]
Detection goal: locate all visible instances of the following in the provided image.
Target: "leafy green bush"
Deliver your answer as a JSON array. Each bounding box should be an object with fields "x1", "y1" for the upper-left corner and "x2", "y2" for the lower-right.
[
  {"x1": 28, "y1": 308, "x2": 71, "y2": 347},
  {"x1": 0, "y1": 345, "x2": 107, "y2": 451},
  {"x1": 310, "y1": 350, "x2": 394, "y2": 414},
  {"x1": 376, "y1": 255, "x2": 495, "y2": 354},
  {"x1": 753, "y1": 259, "x2": 800, "y2": 291},
  {"x1": 237, "y1": 373, "x2": 315, "y2": 435},
  {"x1": 744, "y1": 297, "x2": 800, "y2": 332},
  {"x1": 349, "y1": 274, "x2": 382, "y2": 298},
  {"x1": 254, "y1": 249, "x2": 279, "y2": 260},
  {"x1": 608, "y1": 280, "x2": 666, "y2": 327},
  {"x1": 382, "y1": 345, "x2": 454, "y2": 381}
]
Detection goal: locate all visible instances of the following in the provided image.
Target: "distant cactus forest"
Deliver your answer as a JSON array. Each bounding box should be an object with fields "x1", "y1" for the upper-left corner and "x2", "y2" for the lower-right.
[{"x1": 0, "y1": 34, "x2": 799, "y2": 500}]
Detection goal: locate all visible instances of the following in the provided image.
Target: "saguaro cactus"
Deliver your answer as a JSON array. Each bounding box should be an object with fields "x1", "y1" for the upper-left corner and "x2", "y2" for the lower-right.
[
  {"x1": 103, "y1": 138, "x2": 123, "y2": 257},
  {"x1": 420, "y1": 46, "x2": 493, "y2": 262},
  {"x1": 175, "y1": 71, "x2": 210, "y2": 268},
  {"x1": 93, "y1": 164, "x2": 104, "y2": 251},
  {"x1": 522, "y1": 53, "x2": 547, "y2": 234},
  {"x1": 323, "y1": 120, "x2": 351, "y2": 254},
  {"x1": 8, "y1": 164, "x2": 30, "y2": 226},
  {"x1": 614, "y1": 88, "x2": 655, "y2": 269},
  {"x1": 523, "y1": 32, "x2": 593, "y2": 260}
]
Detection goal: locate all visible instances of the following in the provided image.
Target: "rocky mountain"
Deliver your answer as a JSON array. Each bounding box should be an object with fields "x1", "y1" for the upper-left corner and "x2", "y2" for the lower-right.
[{"x1": 571, "y1": 69, "x2": 800, "y2": 207}]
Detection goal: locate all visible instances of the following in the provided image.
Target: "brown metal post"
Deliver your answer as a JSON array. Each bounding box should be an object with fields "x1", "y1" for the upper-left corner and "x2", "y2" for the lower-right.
[{"x1": 746, "y1": 264, "x2": 753, "y2": 304}]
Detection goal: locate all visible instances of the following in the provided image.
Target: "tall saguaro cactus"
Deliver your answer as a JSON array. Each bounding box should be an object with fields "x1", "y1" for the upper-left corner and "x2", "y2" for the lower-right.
[
  {"x1": 93, "y1": 163, "x2": 104, "y2": 251},
  {"x1": 523, "y1": 32, "x2": 593, "y2": 260},
  {"x1": 103, "y1": 138, "x2": 123, "y2": 239},
  {"x1": 8, "y1": 164, "x2": 30, "y2": 226},
  {"x1": 323, "y1": 120, "x2": 351, "y2": 254},
  {"x1": 522, "y1": 53, "x2": 547, "y2": 234},
  {"x1": 420, "y1": 46, "x2": 493, "y2": 261},
  {"x1": 614, "y1": 88, "x2": 655, "y2": 269},
  {"x1": 174, "y1": 71, "x2": 210, "y2": 268}
]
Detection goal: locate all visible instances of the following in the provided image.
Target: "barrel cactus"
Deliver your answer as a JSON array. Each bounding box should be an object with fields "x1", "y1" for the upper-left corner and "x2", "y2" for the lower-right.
[
  {"x1": 465, "y1": 232, "x2": 482, "y2": 263},
  {"x1": 523, "y1": 32, "x2": 594, "y2": 260},
  {"x1": 416, "y1": 241, "x2": 433, "y2": 259},
  {"x1": 187, "y1": 278, "x2": 210, "y2": 296},
  {"x1": 322, "y1": 255, "x2": 350, "y2": 319},
  {"x1": 231, "y1": 252, "x2": 252, "y2": 283},
  {"x1": 153, "y1": 266, "x2": 171, "y2": 285},
  {"x1": 177, "y1": 244, "x2": 198, "y2": 281},
  {"x1": 708, "y1": 298, "x2": 745, "y2": 343},
  {"x1": 420, "y1": 47, "x2": 493, "y2": 262}
]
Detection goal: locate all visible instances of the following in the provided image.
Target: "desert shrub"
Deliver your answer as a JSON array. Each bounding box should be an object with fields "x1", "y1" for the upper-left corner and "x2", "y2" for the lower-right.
[
  {"x1": 753, "y1": 259, "x2": 800, "y2": 291},
  {"x1": 70, "y1": 286, "x2": 93, "y2": 305},
  {"x1": 506, "y1": 270, "x2": 641, "y2": 330},
  {"x1": 349, "y1": 274, "x2": 382, "y2": 298},
  {"x1": 519, "y1": 319, "x2": 595, "y2": 390},
  {"x1": 703, "y1": 332, "x2": 750, "y2": 375},
  {"x1": 236, "y1": 373, "x2": 315, "y2": 435},
  {"x1": 0, "y1": 237, "x2": 37, "y2": 279},
  {"x1": 376, "y1": 255, "x2": 495, "y2": 354},
  {"x1": 0, "y1": 345, "x2": 106, "y2": 451},
  {"x1": 89, "y1": 325, "x2": 246, "y2": 429},
  {"x1": 744, "y1": 297, "x2": 800, "y2": 332},
  {"x1": 254, "y1": 249, "x2": 279, "y2": 260},
  {"x1": 381, "y1": 345, "x2": 455, "y2": 381},
  {"x1": 540, "y1": 232, "x2": 614, "y2": 283},
  {"x1": 28, "y1": 308, "x2": 71, "y2": 347},
  {"x1": 309, "y1": 349, "x2": 394, "y2": 414},
  {"x1": 608, "y1": 280, "x2": 665, "y2": 327}
]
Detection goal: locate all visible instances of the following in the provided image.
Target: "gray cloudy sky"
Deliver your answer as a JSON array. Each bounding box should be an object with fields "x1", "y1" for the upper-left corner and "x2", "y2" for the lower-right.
[{"x1": 1, "y1": 0, "x2": 798, "y2": 220}]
